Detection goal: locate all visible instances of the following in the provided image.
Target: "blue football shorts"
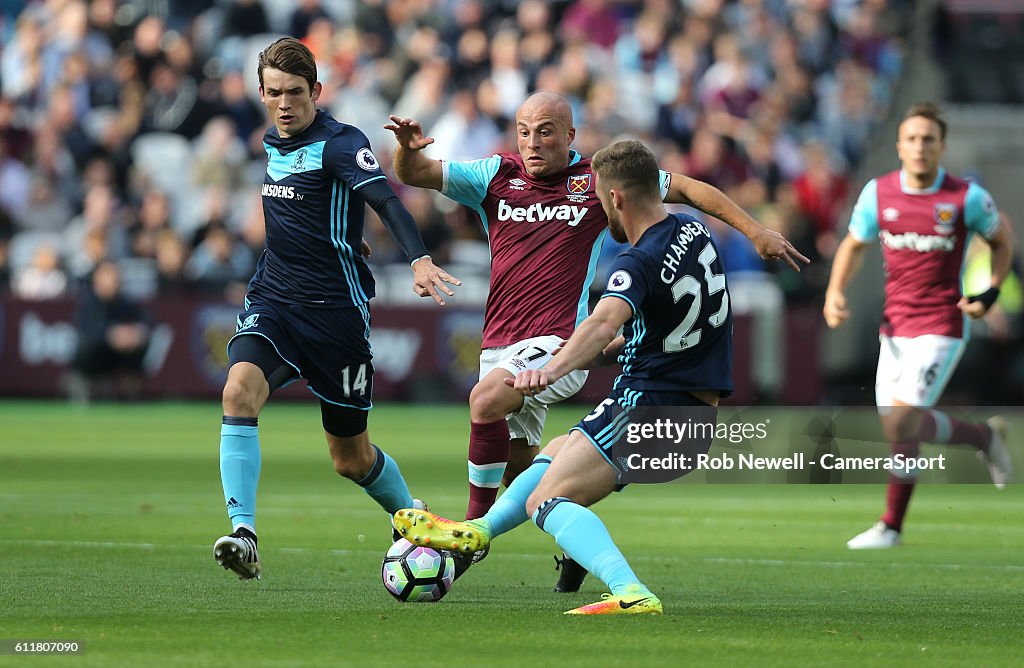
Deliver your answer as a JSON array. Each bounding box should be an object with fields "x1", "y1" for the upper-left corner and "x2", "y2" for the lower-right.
[
  {"x1": 227, "y1": 292, "x2": 374, "y2": 409},
  {"x1": 570, "y1": 385, "x2": 717, "y2": 484}
]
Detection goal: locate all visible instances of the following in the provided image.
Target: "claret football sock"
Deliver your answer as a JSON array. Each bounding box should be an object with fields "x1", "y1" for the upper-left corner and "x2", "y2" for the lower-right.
[
  {"x1": 357, "y1": 444, "x2": 414, "y2": 514},
  {"x1": 880, "y1": 476, "x2": 915, "y2": 533},
  {"x1": 220, "y1": 416, "x2": 260, "y2": 530},
  {"x1": 466, "y1": 420, "x2": 511, "y2": 519},
  {"x1": 480, "y1": 454, "x2": 552, "y2": 537},
  {"x1": 918, "y1": 410, "x2": 991, "y2": 450},
  {"x1": 533, "y1": 498, "x2": 640, "y2": 596},
  {"x1": 880, "y1": 441, "x2": 919, "y2": 532}
]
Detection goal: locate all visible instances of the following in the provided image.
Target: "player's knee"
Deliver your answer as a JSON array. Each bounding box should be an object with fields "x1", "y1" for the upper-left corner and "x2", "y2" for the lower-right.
[
  {"x1": 469, "y1": 381, "x2": 518, "y2": 423},
  {"x1": 221, "y1": 378, "x2": 260, "y2": 416},
  {"x1": 328, "y1": 436, "x2": 376, "y2": 480},
  {"x1": 525, "y1": 489, "x2": 554, "y2": 517},
  {"x1": 330, "y1": 445, "x2": 370, "y2": 480},
  {"x1": 331, "y1": 454, "x2": 366, "y2": 480},
  {"x1": 524, "y1": 495, "x2": 541, "y2": 518},
  {"x1": 528, "y1": 483, "x2": 561, "y2": 518}
]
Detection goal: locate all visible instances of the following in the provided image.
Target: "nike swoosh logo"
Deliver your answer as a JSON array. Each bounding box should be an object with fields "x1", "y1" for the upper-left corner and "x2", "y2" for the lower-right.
[{"x1": 619, "y1": 597, "x2": 652, "y2": 609}]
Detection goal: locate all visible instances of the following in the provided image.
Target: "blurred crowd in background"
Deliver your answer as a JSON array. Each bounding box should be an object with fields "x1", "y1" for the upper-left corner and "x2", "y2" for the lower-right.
[{"x1": 0, "y1": 0, "x2": 912, "y2": 309}]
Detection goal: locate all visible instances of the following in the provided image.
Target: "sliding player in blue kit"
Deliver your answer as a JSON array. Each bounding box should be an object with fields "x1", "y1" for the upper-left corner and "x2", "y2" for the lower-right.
[
  {"x1": 212, "y1": 38, "x2": 460, "y2": 580},
  {"x1": 392, "y1": 140, "x2": 734, "y2": 614}
]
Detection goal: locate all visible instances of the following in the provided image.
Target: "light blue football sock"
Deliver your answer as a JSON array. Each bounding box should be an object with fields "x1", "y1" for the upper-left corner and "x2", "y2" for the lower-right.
[
  {"x1": 357, "y1": 445, "x2": 414, "y2": 514},
  {"x1": 220, "y1": 417, "x2": 260, "y2": 531},
  {"x1": 533, "y1": 498, "x2": 646, "y2": 596},
  {"x1": 478, "y1": 455, "x2": 551, "y2": 538}
]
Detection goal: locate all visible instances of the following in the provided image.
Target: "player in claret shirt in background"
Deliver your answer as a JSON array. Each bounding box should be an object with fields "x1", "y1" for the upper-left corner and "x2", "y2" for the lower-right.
[
  {"x1": 824, "y1": 102, "x2": 1015, "y2": 550},
  {"x1": 386, "y1": 91, "x2": 807, "y2": 589},
  {"x1": 212, "y1": 38, "x2": 460, "y2": 580}
]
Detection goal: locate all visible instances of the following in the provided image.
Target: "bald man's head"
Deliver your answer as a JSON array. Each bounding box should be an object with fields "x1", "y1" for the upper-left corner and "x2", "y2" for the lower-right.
[
  {"x1": 517, "y1": 92, "x2": 573, "y2": 125},
  {"x1": 514, "y1": 92, "x2": 576, "y2": 177}
]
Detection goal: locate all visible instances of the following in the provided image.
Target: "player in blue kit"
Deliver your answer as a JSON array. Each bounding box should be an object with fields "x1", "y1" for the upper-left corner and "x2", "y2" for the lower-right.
[
  {"x1": 391, "y1": 140, "x2": 733, "y2": 614},
  {"x1": 213, "y1": 38, "x2": 460, "y2": 580}
]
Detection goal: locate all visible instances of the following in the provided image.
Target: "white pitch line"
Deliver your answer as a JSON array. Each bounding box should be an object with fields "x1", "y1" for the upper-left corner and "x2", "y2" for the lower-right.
[{"x1": 0, "y1": 539, "x2": 159, "y2": 549}]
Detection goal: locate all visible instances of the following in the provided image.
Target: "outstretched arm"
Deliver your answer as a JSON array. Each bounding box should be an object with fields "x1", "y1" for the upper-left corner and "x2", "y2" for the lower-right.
[
  {"x1": 665, "y1": 173, "x2": 809, "y2": 271},
  {"x1": 360, "y1": 179, "x2": 461, "y2": 305},
  {"x1": 385, "y1": 116, "x2": 443, "y2": 190},
  {"x1": 823, "y1": 233, "x2": 869, "y2": 329}
]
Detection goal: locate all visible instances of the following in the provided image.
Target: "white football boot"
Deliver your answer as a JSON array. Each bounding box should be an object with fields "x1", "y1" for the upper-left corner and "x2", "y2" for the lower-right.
[
  {"x1": 979, "y1": 416, "x2": 1013, "y2": 490},
  {"x1": 847, "y1": 521, "x2": 902, "y2": 550},
  {"x1": 214, "y1": 527, "x2": 261, "y2": 580}
]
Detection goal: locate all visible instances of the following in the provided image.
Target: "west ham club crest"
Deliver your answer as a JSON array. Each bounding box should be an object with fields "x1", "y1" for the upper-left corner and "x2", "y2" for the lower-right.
[
  {"x1": 567, "y1": 174, "x2": 591, "y2": 194},
  {"x1": 933, "y1": 203, "x2": 957, "y2": 235}
]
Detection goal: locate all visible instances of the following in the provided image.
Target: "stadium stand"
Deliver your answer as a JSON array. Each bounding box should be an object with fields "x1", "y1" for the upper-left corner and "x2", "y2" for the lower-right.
[
  {"x1": 0, "y1": 0, "x2": 913, "y2": 299},
  {"x1": 0, "y1": 0, "x2": 966, "y2": 403}
]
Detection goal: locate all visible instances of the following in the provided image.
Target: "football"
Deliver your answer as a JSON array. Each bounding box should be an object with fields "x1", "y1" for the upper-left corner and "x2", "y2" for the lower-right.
[{"x1": 381, "y1": 538, "x2": 455, "y2": 602}]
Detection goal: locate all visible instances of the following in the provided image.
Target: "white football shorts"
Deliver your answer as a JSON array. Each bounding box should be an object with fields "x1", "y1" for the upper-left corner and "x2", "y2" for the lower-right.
[
  {"x1": 875, "y1": 334, "x2": 966, "y2": 409},
  {"x1": 479, "y1": 334, "x2": 588, "y2": 446}
]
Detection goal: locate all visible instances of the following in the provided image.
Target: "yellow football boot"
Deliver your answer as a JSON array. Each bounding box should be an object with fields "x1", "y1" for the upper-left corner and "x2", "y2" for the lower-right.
[{"x1": 392, "y1": 509, "x2": 490, "y2": 554}]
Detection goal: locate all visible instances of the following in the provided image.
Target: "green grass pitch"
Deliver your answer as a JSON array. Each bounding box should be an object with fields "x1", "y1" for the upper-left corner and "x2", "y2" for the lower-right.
[{"x1": 1, "y1": 401, "x2": 1021, "y2": 667}]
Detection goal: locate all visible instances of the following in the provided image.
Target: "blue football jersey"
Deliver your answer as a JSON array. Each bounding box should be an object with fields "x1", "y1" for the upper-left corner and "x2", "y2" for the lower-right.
[
  {"x1": 601, "y1": 213, "x2": 733, "y2": 395},
  {"x1": 250, "y1": 110, "x2": 387, "y2": 306}
]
